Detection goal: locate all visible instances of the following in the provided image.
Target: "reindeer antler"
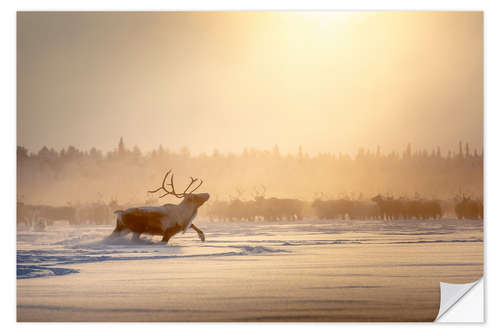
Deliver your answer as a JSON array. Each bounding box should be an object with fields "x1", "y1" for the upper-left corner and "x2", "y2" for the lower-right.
[{"x1": 149, "y1": 170, "x2": 203, "y2": 198}]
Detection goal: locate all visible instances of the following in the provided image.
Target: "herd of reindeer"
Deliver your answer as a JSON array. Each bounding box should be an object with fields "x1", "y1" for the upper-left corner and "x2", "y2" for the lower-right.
[
  {"x1": 206, "y1": 192, "x2": 483, "y2": 222},
  {"x1": 17, "y1": 188, "x2": 483, "y2": 229}
]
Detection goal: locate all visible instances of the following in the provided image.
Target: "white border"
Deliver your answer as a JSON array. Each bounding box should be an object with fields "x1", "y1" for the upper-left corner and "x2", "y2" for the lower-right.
[{"x1": 3, "y1": 0, "x2": 499, "y2": 332}]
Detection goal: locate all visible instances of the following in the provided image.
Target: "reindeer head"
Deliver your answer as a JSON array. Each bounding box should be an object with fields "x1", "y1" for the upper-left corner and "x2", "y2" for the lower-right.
[
  {"x1": 253, "y1": 185, "x2": 267, "y2": 202},
  {"x1": 149, "y1": 170, "x2": 210, "y2": 208},
  {"x1": 184, "y1": 192, "x2": 210, "y2": 207}
]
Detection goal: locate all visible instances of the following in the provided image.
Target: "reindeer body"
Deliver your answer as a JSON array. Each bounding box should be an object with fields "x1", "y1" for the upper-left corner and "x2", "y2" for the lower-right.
[{"x1": 111, "y1": 170, "x2": 209, "y2": 243}]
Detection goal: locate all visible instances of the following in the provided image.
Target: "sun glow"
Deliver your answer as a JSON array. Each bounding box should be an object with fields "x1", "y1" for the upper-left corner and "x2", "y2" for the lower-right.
[
  {"x1": 272, "y1": 11, "x2": 358, "y2": 41},
  {"x1": 19, "y1": 12, "x2": 483, "y2": 156},
  {"x1": 292, "y1": 11, "x2": 358, "y2": 28}
]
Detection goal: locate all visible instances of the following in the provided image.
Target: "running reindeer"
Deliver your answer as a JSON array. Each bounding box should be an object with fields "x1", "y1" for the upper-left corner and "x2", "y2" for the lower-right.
[{"x1": 111, "y1": 170, "x2": 210, "y2": 243}]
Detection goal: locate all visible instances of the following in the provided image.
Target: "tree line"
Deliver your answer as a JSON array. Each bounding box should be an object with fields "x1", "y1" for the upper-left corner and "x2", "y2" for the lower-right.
[{"x1": 17, "y1": 138, "x2": 482, "y2": 206}]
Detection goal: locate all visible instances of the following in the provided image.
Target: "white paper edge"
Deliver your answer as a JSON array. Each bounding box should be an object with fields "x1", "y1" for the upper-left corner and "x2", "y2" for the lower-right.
[{"x1": 435, "y1": 278, "x2": 484, "y2": 322}]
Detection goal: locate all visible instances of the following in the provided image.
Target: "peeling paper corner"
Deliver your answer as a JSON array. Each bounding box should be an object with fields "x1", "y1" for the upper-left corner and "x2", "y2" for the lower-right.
[{"x1": 435, "y1": 278, "x2": 484, "y2": 322}]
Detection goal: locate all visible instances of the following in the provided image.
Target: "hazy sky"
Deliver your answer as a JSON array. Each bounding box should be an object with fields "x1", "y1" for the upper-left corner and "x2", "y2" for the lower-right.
[{"x1": 17, "y1": 11, "x2": 483, "y2": 155}]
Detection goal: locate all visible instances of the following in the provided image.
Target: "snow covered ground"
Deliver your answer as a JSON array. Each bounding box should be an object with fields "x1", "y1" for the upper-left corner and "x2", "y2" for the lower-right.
[{"x1": 17, "y1": 218, "x2": 483, "y2": 321}]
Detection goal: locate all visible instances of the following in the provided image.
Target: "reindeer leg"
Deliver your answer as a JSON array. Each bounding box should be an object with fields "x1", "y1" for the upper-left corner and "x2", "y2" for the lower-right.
[
  {"x1": 161, "y1": 225, "x2": 182, "y2": 243},
  {"x1": 161, "y1": 231, "x2": 174, "y2": 243},
  {"x1": 110, "y1": 223, "x2": 125, "y2": 237},
  {"x1": 191, "y1": 224, "x2": 205, "y2": 242},
  {"x1": 110, "y1": 229, "x2": 121, "y2": 238}
]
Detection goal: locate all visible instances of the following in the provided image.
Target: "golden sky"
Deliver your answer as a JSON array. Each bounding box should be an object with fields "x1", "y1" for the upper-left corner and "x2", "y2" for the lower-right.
[{"x1": 17, "y1": 11, "x2": 483, "y2": 155}]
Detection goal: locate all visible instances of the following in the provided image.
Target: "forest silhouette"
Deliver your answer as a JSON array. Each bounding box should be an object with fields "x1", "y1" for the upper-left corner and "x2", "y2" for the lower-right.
[{"x1": 17, "y1": 137, "x2": 483, "y2": 207}]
